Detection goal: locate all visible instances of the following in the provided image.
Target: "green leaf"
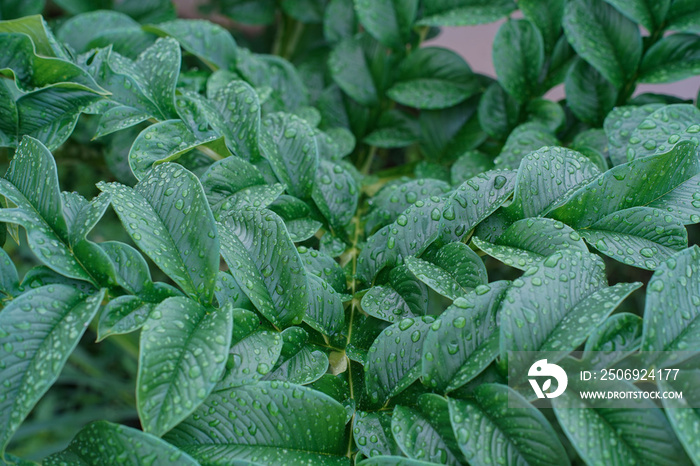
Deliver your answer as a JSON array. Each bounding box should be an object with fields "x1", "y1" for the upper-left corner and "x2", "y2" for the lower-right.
[
  {"x1": 519, "y1": 0, "x2": 566, "y2": 54},
  {"x1": 405, "y1": 242, "x2": 487, "y2": 301},
  {"x1": 583, "y1": 312, "x2": 642, "y2": 369},
  {"x1": 192, "y1": 80, "x2": 262, "y2": 161},
  {"x1": 297, "y1": 246, "x2": 346, "y2": 293},
  {"x1": 353, "y1": 411, "x2": 402, "y2": 457},
  {"x1": 660, "y1": 369, "x2": 700, "y2": 463},
  {"x1": 579, "y1": 206, "x2": 688, "y2": 270},
  {"x1": 553, "y1": 376, "x2": 690, "y2": 466},
  {"x1": 508, "y1": 146, "x2": 601, "y2": 219},
  {"x1": 43, "y1": 421, "x2": 198, "y2": 465},
  {"x1": 0, "y1": 286, "x2": 104, "y2": 454},
  {"x1": 237, "y1": 50, "x2": 309, "y2": 112},
  {"x1": 354, "y1": 0, "x2": 418, "y2": 49},
  {"x1": 570, "y1": 129, "x2": 609, "y2": 171},
  {"x1": 56, "y1": 10, "x2": 150, "y2": 58},
  {"x1": 138, "y1": 297, "x2": 232, "y2": 437},
  {"x1": 494, "y1": 122, "x2": 558, "y2": 169},
  {"x1": 131, "y1": 37, "x2": 180, "y2": 119},
  {"x1": 263, "y1": 342, "x2": 329, "y2": 385},
  {"x1": 358, "y1": 195, "x2": 449, "y2": 282},
  {"x1": 422, "y1": 281, "x2": 508, "y2": 392},
  {"x1": 0, "y1": 137, "x2": 101, "y2": 282},
  {"x1": 270, "y1": 195, "x2": 323, "y2": 242},
  {"x1": 260, "y1": 112, "x2": 319, "y2": 199},
  {"x1": 165, "y1": 381, "x2": 348, "y2": 463},
  {"x1": 98, "y1": 162, "x2": 219, "y2": 302},
  {"x1": 360, "y1": 265, "x2": 429, "y2": 323},
  {"x1": 450, "y1": 151, "x2": 494, "y2": 186},
  {"x1": 624, "y1": 104, "x2": 700, "y2": 161},
  {"x1": 417, "y1": 0, "x2": 516, "y2": 26},
  {"x1": 200, "y1": 155, "x2": 281, "y2": 220},
  {"x1": 0, "y1": 15, "x2": 68, "y2": 59},
  {"x1": 419, "y1": 101, "x2": 487, "y2": 161},
  {"x1": 392, "y1": 395, "x2": 462, "y2": 464},
  {"x1": 364, "y1": 110, "x2": 420, "y2": 149},
  {"x1": 219, "y1": 208, "x2": 308, "y2": 328},
  {"x1": 328, "y1": 34, "x2": 380, "y2": 106},
  {"x1": 603, "y1": 104, "x2": 663, "y2": 165},
  {"x1": 365, "y1": 316, "x2": 434, "y2": 404},
  {"x1": 0, "y1": 248, "x2": 20, "y2": 300},
  {"x1": 604, "y1": 0, "x2": 670, "y2": 32},
  {"x1": 526, "y1": 98, "x2": 566, "y2": 133},
  {"x1": 128, "y1": 120, "x2": 228, "y2": 180},
  {"x1": 565, "y1": 58, "x2": 618, "y2": 125},
  {"x1": 477, "y1": 83, "x2": 520, "y2": 140},
  {"x1": 305, "y1": 274, "x2": 345, "y2": 335},
  {"x1": 665, "y1": 0, "x2": 700, "y2": 34},
  {"x1": 441, "y1": 169, "x2": 518, "y2": 241},
  {"x1": 550, "y1": 141, "x2": 700, "y2": 227},
  {"x1": 642, "y1": 246, "x2": 700, "y2": 358},
  {"x1": 312, "y1": 159, "x2": 358, "y2": 228},
  {"x1": 502, "y1": 250, "x2": 641, "y2": 385},
  {"x1": 493, "y1": 19, "x2": 544, "y2": 103},
  {"x1": 473, "y1": 218, "x2": 588, "y2": 271},
  {"x1": 217, "y1": 329, "x2": 282, "y2": 388},
  {"x1": 365, "y1": 178, "x2": 451, "y2": 235},
  {"x1": 449, "y1": 384, "x2": 568, "y2": 466},
  {"x1": 563, "y1": 0, "x2": 642, "y2": 88},
  {"x1": 324, "y1": 0, "x2": 357, "y2": 43},
  {"x1": 639, "y1": 34, "x2": 700, "y2": 84},
  {"x1": 144, "y1": 19, "x2": 237, "y2": 71},
  {"x1": 0, "y1": 33, "x2": 103, "y2": 92},
  {"x1": 387, "y1": 47, "x2": 479, "y2": 109}
]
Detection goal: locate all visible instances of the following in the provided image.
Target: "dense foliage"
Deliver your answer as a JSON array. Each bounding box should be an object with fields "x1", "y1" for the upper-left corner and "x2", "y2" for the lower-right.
[{"x1": 1, "y1": 0, "x2": 700, "y2": 464}]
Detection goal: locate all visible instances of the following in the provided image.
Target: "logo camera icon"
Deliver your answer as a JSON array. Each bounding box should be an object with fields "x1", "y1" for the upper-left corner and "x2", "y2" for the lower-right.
[{"x1": 528, "y1": 359, "x2": 568, "y2": 399}]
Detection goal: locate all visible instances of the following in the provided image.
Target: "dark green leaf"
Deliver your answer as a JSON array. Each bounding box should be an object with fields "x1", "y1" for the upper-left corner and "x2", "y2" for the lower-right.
[
  {"x1": 493, "y1": 19, "x2": 544, "y2": 102},
  {"x1": 388, "y1": 47, "x2": 479, "y2": 109},
  {"x1": 144, "y1": 19, "x2": 237, "y2": 71},
  {"x1": 494, "y1": 123, "x2": 559, "y2": 169},
  {"x1": 138, "y1": 297, "x2": 232, "y2": 436},
  {"x1": 98, "y1": 162, "x2": 219, "y2": 302},
  {"x1": 477, "y1": 83, "x2": 520, "y2": 140},
  {"x1": 519, "y1": 0, "x2": 566, "y2": 54},
  {"x1": 641, "y1": 246, "x2": 700, "y2": 358},
  {"x1": 165, "y1": 381, "x2": 348, "y2": 463},
  {"x1": 563, "y1": 0, "x2": 642, "y2": 88},
  {"x1": 450, "y1": 151, "x2": 494, "y2": 186},
  {"x1": 565, "y1": 58, "x2": 618, "y2": 125},
  {"x1": 662, "y1": 0, "x2": 700, "y2": 34},
  {"x1": 553, "y1": 376, "x2": 690, "y2": 466},
  {"x1": 392, "y1": 395, "x2": 462, "y2": 464},
  {"x1": 550, "y1": 141, "x2": 700, "y2": 226},
  {"x1": 624, "y1": 104, "x2": 700, "y2": 161},
  {"x1": 353, "y1": 411, "x2": 401, "y2": 457},
  {"x1": 365, "y1": 316, "x2": 434, "y2": 404},
  {"x1": 502, "y1": 250, "x2": 641, "y2": 385},
  {"x1": 312, "y1": 159, "x2": 358, "y2": 228},
  {"x1": 260, "y1": 112, "x2": 319, "y2": 199},
  {"x1": 219, "y1": 208, "x2": 308, "y2": 328},
  {"x1": 355, "y1": 0, "x2": 418, "y2": 49},
  {"x1": 0, "y1": 286, "x2": 104, "y2": 453},
  {"x1": 604, "y1": 0, "x2": 670, "y2": 32},
  {"x1": 473, "y1": 218, "x2": 588, "y2": 271},
  {"x1": 360, "y1": 265, "x2": 429, "y2": 323},
  {"x1": 449, "y1": 384, "x2": 568, "y2": 466},
  {"x1": 328, "y1": 34, "x2": 380, "y2": 106},
  {"x1": 405, "y1": 242, "x2": 487, "y2": 301},
  {"x1": 43, "y1": 421, "x2": 198, "y2": 465},
  {"x1": 422, "y1": 281, "x2": 508, "y2": 392},
  {"x1": 603, "y1": 104, "x2": 663, "y2": 165}
]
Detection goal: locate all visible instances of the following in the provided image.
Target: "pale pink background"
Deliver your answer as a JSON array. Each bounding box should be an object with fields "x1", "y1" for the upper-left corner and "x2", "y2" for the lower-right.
[{"x1": 174, "y1": 0, "x2": 700, "y2": 100}]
